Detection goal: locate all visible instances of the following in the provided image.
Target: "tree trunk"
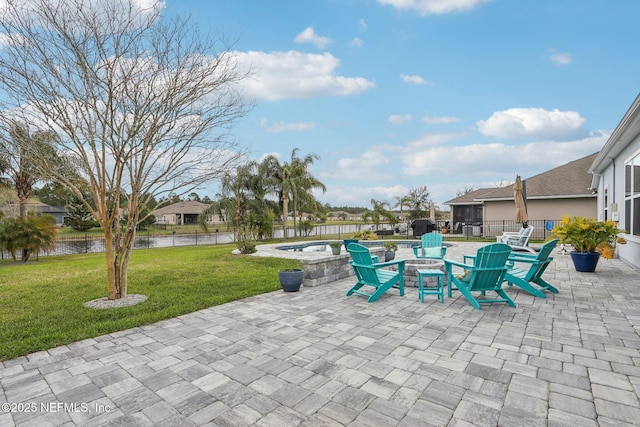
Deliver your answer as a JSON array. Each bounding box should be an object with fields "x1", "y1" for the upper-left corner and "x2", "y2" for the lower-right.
[
  {"x1": 103, "y1": 218, "x2": 136, "y2": 300},
  {"x1": 104, "y1": 228, "x2": 119, "y2": 300},
  {"x1": 282, "y1": 195, "x2": 289, "y2": 239}
]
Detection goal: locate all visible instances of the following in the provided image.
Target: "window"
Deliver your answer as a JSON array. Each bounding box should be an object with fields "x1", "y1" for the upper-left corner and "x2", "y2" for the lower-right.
[{"x1": 624, "y1": 153, "x2": 640, "y2": 236}]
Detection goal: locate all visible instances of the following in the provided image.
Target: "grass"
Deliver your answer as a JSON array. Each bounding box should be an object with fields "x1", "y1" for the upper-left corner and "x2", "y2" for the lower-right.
[{"x1": 0, "y1": 244, "x2": 301, "y2": 361}]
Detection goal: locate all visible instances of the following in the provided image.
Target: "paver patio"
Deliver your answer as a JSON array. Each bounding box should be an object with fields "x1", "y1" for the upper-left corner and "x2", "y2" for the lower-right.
[{"x1": 1, "y1": 242, "x2": 639, "y2": 426}]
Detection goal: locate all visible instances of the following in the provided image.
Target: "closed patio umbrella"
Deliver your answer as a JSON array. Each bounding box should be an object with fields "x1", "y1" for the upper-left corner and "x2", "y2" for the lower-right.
[{"x1": 514, "y1": 175, "x2": 528, "y2": 224}]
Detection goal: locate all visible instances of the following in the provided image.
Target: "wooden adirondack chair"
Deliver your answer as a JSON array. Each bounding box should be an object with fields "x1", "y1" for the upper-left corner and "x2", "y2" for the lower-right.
[
  {"x1": 346, "y1": 243, "x2": 405, "y2": 303},
  {"x1": 444, "y1": 243, "x2": 515, "y2": 310},
  {"x1": 504, "y1": 239, "x2": 559, "y2": 297},
  {"x1": 412, "y1": 232, "x2": 447, "y2": 259}
]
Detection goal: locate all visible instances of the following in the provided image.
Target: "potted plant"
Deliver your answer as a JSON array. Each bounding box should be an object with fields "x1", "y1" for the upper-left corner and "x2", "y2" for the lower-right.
[
  {"x1": 329, "y1": 241, "x2": 342, "y2": 255},
  {"x1": 552, "y1": 216, "x2": 626, "y2": 272},
  {"x1": 278, "y1": 268, "x2": 304, "y2": 292},
  {"x1": 383, "y1": 241, "x2": 398, "y2": 262}
]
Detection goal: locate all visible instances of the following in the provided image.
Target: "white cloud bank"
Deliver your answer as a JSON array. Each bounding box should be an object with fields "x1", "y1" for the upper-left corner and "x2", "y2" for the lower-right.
[
  {"x1": 378, "y1": 0, "x2": 493, "y2": 15},
  {"x1": 400, "y1": 132, "x2": 607, "y2": 178},
  {"x1": 265, "y1": 121, "x2": 316, "y2": 133},
  {"x1": 476, "y1": 107, "x2": 585, "y2": 140},
  {"x1": 235, "y1": 50, "x2": 376, "y2": 101}
]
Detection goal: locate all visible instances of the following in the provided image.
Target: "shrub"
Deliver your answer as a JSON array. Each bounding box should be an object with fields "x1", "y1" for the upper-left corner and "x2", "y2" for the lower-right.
[
  {"x1": 383, "y1": 241, "x2": 398, "y2": 251},
  {"x1": 352, "y1": 230, "x2": 377, "y2": 240},
  {"x1": 552, "y1": 216, "x2": 626, "y2": 257},
  {"x1": 0, "y1": 212, "x2": 57, "y2": 261}
]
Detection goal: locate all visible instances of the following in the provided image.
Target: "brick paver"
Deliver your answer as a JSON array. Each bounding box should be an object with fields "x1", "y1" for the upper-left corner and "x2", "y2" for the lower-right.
[{"x1": 1, "y1": 242, "x2": 639, "y2": 426}]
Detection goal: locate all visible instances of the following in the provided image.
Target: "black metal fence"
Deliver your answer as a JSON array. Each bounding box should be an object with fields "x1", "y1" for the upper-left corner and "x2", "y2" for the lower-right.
[
  {"x1": 0, "y1": 219, "x2": 560, "y2": 260},
  {"x1": 454, "y1": 219, "x2": 559, "y2": 241},
  {"x1": 1, "y1": 230, "x2": 236, "y2": 260}
]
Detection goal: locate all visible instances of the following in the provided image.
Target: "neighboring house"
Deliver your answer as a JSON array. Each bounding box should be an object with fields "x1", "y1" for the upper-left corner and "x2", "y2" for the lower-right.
[
  {"x1": 1, "y1": 202, "x2": 67, "y2": 226},
  {"x1": 152, "y1": 201, "x2": 221, "y2": 226},
  {"x1": 445, "y1": 153, "x2": 598, "y2": 236},
  {"x1": 590, "y1": 93, "x2": 640, "y2": 271},
  {"x1": 327, "y1": 211, "x2": 363, "y2": 221}
]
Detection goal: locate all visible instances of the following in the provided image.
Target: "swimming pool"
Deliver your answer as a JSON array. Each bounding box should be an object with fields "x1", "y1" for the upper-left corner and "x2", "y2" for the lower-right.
[{"x1": 275, "y1": 240, "x2": 420, "y2": 252}]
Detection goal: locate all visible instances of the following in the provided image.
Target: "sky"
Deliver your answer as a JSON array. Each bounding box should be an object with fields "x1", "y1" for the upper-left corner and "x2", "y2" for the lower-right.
[{"x1": 7, "y1": 0, "x2": 640, "y2": 210}]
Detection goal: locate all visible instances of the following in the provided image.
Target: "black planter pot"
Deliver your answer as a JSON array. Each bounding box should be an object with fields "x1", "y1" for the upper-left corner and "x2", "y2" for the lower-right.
[
  {"x1": 570, "y1": 251, "x2": 600, "y2": 272},
  {"x1": 278, "y1": 269, "x2": 304, "y2": 292},
  {"x1": 384, "y1": 251, "x2": 396, "y2": 262}
]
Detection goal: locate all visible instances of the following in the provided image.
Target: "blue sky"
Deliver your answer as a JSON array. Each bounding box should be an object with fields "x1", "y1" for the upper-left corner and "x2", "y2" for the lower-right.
[{"x1": 15, "y1": 0, "x2": 640, "y2": 209}]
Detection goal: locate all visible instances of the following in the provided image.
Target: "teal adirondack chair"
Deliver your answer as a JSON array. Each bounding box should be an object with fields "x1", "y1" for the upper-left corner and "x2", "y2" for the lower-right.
[
  {"x1": 444, "y1": 243, "x2": 515, "y2": 310},
  {"x1": 504, "y1": 239, "x2": 559, "y2": 297},
  {"x1": 346, "y1": 243, "x2": 405, "y2": 302},
  {"x1": 413, "y1": 232, "x2": 446, "y2": 260}
]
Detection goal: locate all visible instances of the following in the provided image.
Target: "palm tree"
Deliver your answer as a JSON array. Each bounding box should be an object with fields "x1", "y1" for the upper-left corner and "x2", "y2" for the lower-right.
[
  {"x1": 203, "y1": 162, "x2": 256, "y2": 229},
  {"x1": 261, "y1": 148, "x2": 325, "y2": 239},
  {"x1": 363, "y1": 199, "x2": 397, "y2": 231},
  {"x1": 289, "y1": 155, "x2": 326, "y2": 236},
  {"x1": 0, "y1": 123, "x2": 58, "y2": 218},
  {"x1": 393, "y1": 195, "x2": 412, "y2": 222}
]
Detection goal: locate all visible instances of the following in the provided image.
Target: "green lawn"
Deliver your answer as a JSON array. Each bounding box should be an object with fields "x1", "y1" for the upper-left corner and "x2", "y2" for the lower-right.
[{"x1": 0, "y1": 244, "x2": 301, "y2": 361}]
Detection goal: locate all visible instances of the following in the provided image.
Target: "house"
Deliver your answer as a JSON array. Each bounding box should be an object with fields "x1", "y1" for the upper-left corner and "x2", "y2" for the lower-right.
[
  {"x1": 445, "y1": 153, "x2": 598, "y2": 236},
  {"x1": 589, "y1": 93, "x2": 640, "y2": 271},
  {"x1": 1, "y1": 202, "x2": 67, "y2": 226},
  {"x1": 152, "y1": 201, "x2": 221, "y2": 226}
]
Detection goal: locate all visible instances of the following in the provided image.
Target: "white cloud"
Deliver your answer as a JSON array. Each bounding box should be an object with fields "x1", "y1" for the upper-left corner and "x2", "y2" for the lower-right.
[
  {"x1": 548, "y1": 51, "x2": 573, "y2": 65},
  {"x1": 404, "y1": 132, "x2": 467, "y2": 149},
  {"x1": 476, "y1": 107, "x2": 586, "y2": 140},
  {"x1": 321, "y1": 130, "x2": 608, "y2": 206},
  {"x1": 350, "y1": 37, "x2": 365, "y2": 48},
  {"x1": 265, "y1": 121, "x2": 316, "y2": 133},
  {"x1": 400, "y1": 74, "x2": 431, "y2": 85},
  {"x1": 421, "y1": 115, "x2": 460, "y2": 124},
  {"x1": 294, "y1": 27, "x2": 332, "y2": 49},
  {"x1": 400, "y1": 132, "x2": 607, "y2": 178},
  {"x1": 234, "y1": 50, "x2": 376, "y2": 101},
  {"x1": 323, "y1": 184, "x2": 409, "y2": 207},
  {"x1": 359, "y1": 19, "x2": 367, "y2": 31},
  {"x1": 0, "y1": 0, "x2": 165, "y2": 29},
  {"x1": 336, "y1": 150, "x2": 392, "y2": 180},
  {"x1": 388, "y1": 114, "x2": 412, "y2": 125},
  {"x1": 378, "y1": 0, "x2": 493, "y2": 16}
]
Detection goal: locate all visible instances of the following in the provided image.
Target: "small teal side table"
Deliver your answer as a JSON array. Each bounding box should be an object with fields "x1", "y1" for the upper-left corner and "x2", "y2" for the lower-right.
[{"x1": 416, "y1": 269, "x2": 445, "y2": 303}]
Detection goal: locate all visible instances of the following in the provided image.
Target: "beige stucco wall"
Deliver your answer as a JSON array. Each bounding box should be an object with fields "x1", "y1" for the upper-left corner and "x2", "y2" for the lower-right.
[{"x1": 483, "y1": 198, "x2": 597, "y2": 222}]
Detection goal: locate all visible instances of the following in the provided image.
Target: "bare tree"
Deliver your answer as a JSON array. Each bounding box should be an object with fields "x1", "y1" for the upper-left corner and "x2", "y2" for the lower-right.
[
  {"x1": 455, "y1": 184, "x2": 476, "y2": 198},
  {"x1": 405, "y1": 185, "x2": 431, "y2": 220},
  {"x1": 0, "y1": 0, "x2": 249, "y2": 299}
]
